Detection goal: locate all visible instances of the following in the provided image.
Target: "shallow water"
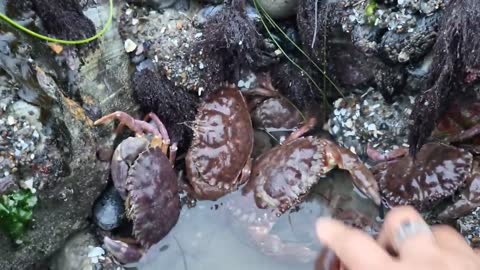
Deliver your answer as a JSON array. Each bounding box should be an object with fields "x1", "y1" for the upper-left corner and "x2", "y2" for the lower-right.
[{"x1": 129, "y1": 170, "x2": 379, "y2": 270}]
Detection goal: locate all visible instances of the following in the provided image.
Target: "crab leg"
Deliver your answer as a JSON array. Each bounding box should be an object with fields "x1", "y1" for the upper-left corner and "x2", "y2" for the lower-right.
[
  {"x1": 242, "y1": 87, "x2": 279, "y2": 98},
  {"x1": 283, "y1": 118, "x2": 317, "y2": 144},
  {"x1": 104, "y1": 236, "x2": 144, "y2": 264},
  {"x1": 169, "y1": 143, "x2": 178, "y2": 164},
  {"x1": 449, "y1": 123, "x2": 480, "y2": 143},
  {"x1": 144, "y1": 112, "x2": 171, "y2": 144},
  {"x1": 366, "y1": 144, "x2": 408, "y2": 162},
  {"x1": 94, "y1": 111, "x2": 160, "y2": 137},
  {"x1": 325, "y1": 141, "x2": 381, "y2": 205},
  {"x1": 142, "y1": 112, "x2": 172, "y2": 153}
]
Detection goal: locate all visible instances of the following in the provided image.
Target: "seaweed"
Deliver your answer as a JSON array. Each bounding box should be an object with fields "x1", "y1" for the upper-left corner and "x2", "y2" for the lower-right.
[
  {"x1": 30, "y1": 0, "x2": 97, "y2": 47},
  {"x1": 297, "y1": 0, "x2": 382, "y2": 95},
  {"x1": 271, "y1": 61, "x2": 321, "y2": 110},
  {"x1": 132, "y1": 68, "x2": 199, "y2": 152},
  {"x1": 408, "y1": 0, "x2": 480, "y2": 155},
  {"x1": 0, "y1": 190, "x2": 38, "y2": 241},
  {"x1": 193, "y1": 0, "x2": 276, "y2": 90}
]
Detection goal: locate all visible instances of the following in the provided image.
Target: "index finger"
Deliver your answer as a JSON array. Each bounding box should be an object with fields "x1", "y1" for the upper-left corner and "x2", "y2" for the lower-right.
[{"x1": 316, "y1": 218, "x2": 395, "y2": 270}]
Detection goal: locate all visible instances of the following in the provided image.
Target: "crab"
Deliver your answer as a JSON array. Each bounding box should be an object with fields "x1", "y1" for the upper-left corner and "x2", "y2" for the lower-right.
[
  {"x1": 93, "y1": 112, "x2": 181, "y2": 264},
  {"x1": 245, "y1": 118, "x2": 382, "y2": 216},
  {"x1": 185, "y1": 85, "x2": 254, "y2": 200},
  {"x1": 244, "y1": 73, "x2": 305, "y2": 134},
  {"x1": 370, "y1": 96, "x2": 480, "y2": 220}
]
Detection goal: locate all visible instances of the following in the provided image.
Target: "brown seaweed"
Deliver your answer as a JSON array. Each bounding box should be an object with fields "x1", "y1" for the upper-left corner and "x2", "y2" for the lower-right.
[
  {"x1": 132, "y1": 69, "x2": 198, "y2": 152},
  {"x1": 30, "y1": 0, "x2": 97, "y2": 47},
  {"x1": 270, "y1": 61, "x2": 321, "y2": 110},
  {"x1": 193, "y1": 0, "x2": 276, "y2": 90},
  {"x1": 408, "y1": 0, "x2": 480, "y2": 155}
]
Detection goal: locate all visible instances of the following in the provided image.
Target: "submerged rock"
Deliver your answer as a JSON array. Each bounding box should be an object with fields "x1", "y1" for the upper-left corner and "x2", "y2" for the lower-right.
[
  {"x1": 93, "y1": 185, "x2": 125, "y2": 231},
  {"x1": 49, "y1": 230, "x2": 100, "y2": 270}
]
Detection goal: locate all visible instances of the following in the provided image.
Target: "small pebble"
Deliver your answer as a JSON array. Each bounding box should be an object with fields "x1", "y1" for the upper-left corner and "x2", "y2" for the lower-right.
[
  {"x1": 6, "y1": 116, "x2": 15, "y2": 125},
  {"x1": 124, "y1": 39, "x2": 137, "y2": 53}
]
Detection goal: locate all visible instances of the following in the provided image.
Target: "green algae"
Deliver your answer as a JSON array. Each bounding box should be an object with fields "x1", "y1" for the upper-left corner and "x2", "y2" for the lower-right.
[
  {"x1": 0, "y1": 190, "x2": 38, "y2": 240},
  {"x1": 365, "y1": 0, "x2": 377, "y2": 25}
]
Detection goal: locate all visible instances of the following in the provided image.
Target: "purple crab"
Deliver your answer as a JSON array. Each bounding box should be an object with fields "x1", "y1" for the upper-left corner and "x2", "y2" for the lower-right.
[{"x1": 94, "y1": 112, "x2": 181, "y2": 264}]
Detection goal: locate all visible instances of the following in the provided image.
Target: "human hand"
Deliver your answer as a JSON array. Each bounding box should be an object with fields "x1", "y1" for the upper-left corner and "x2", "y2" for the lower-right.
[{"x1": 315, "y1": 206, "x2": 480, "y2": 270}]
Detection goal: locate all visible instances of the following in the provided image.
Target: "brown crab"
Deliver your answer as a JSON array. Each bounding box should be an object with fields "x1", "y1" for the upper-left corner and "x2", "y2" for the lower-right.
[
  {"x1": 245, "y1": 73, "x2": 305, "y2": 134},
  {"x1": 94, "y1": 112, "x2": 181, "y2": 264},
  {"x1": 245, "y1": 118, "x2": 382, "y2": 215},
  {"x1": 370, "y1": 97, "x2": 480, "y2": 220},
  {"x1": 185, "y1": 85, "x2": 254, "y2": 200}
]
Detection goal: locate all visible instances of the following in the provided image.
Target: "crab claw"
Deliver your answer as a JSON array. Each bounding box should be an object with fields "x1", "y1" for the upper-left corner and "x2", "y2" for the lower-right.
[
  {"x1": 104, "y1": 236, "x2": 143, "y2": 264},
  {"x1": 324, "y1": 141, "x2": 381, "y2": 205}
]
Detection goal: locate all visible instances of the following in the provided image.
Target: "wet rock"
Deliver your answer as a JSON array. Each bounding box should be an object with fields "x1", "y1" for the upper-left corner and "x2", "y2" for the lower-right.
[
  {"x1": 457, "y1": 207, "x2": 480, "y2": 248},
  {"x1": 194, "y1": 0, "x2": 277, "y2": 91},
  {"x1": 343, "y1": 0, "x2": 445, "y2": 64},
  {"x1": 199, "y1": 0, "x2": 224, "y2": 3},
  {"x1": 119, "y1": 2, "x2": 205, "y2": 94},
  {"x1": 49, "y1": 230, "x2": 100, "y2": 270},
  {"x1": 271, "y1": 61, "x2": 322, "y2": 110},
  {"x1": 0, "y1": 1, "x2": 136, "y2": 268},
  {"x1": 328, "y1": 90, "x2": 414, "y2": 158},
  {"x1": 408, "y1": 0, "x2": 480, "y2": 155},
  {"x1": 93, "y1": 185, "x2": 125, "y2": 231},
  {"x1": 0, "y1": 80, "x2": 109, "y2": 269},
  {"x1": 297, "y1": 0, "x2": 377, "y2": 95},
  {"x1": 255, "y1": 0, "x2": 299, "y2": 19},
  {"x1": 76, "y1": 3, "x2": 138, "y2": 117},
  {"x1": 379, "y1": 13, "x2": 441, "y2": 63}
]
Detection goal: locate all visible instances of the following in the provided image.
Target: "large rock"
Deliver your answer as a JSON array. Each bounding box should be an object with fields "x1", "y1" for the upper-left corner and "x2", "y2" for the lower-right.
[
  {"x1": 0, "y1": 84, "x2": 110, "y2": 270},
  {"x1": 0, "y1": 1, "x2": 136, "y2": 269}
]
